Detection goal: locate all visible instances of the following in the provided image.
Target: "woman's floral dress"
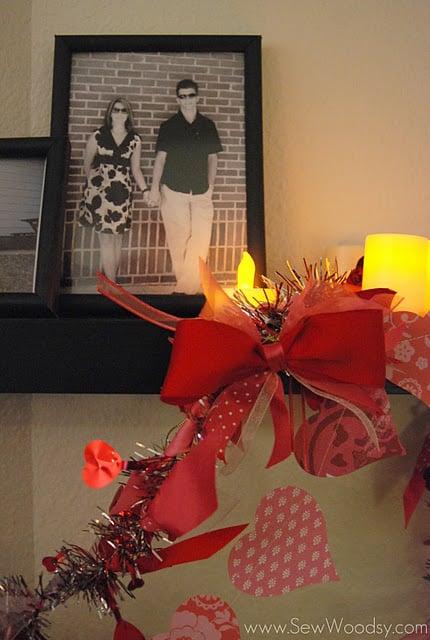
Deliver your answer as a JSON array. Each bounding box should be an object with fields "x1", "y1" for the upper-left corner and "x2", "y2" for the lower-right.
[{"x1": 79, "y1": 126, "x2": 141, "y2": 234}]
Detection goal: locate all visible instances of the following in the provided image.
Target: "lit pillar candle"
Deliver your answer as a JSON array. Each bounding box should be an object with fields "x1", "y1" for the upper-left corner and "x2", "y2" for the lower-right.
[
  {"x1": 425, "y1": 239, "x2": 430, "y2": 315},
  {"x1": 362, "y1": 233, "x2": 429, "y2": 316}
]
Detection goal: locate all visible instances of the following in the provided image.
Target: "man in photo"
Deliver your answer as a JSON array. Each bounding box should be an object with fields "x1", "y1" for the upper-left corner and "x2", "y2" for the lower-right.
[{"x1": 149, "y1": 79, "x2": 223, "y2": 294}]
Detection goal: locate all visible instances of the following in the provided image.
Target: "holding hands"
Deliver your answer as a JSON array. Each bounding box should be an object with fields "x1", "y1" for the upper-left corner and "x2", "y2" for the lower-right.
[
  {"x1": 147, "y1": 186, "x2": 161, "y2": 208},
  {"x1": 142, "y1": 188, "x2": 151, "y2": 206},
  {"x1": 141, "y1": 187, "x2": 159, "y2": 207}
]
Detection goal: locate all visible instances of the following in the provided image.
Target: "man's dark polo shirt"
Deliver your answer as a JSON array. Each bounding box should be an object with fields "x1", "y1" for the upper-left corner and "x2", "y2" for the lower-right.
[{"x1": 156, "y1": 111, "x2": 222, "y2": 194}]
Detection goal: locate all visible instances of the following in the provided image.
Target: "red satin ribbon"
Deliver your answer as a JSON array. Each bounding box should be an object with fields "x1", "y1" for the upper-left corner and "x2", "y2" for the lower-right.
[
  {"x1": 161, "y1": 309, "x2": 386, "y2": 405},
  {"x1": 147, "y1": 381, "x2": 252, "y2": 538}
]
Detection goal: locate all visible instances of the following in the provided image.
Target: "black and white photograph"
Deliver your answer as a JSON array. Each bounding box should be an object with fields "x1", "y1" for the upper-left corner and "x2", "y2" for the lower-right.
[
  {"x1": 0, "y1": 155, "x2": 45, "y2": 292},
  {"x1": 0, "y1": 137, "x2": 68, "y2": 317},
  {"x1": 51, "y1": 36, "x2": 265, "y2": 307}
]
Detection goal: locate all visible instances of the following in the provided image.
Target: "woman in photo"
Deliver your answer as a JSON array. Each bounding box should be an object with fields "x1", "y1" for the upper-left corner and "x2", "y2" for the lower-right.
[{"x1": 79, "y1": 97, "x2": 150, "y2": 282}]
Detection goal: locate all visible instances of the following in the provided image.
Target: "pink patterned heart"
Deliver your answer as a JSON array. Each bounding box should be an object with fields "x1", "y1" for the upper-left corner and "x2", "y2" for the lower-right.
[
  {"x1": 152, "y1": 594, "x2": 240, "y2": 640},
  {"x1": 228, "y1": 486, "x2": 339, "y2": 596}
]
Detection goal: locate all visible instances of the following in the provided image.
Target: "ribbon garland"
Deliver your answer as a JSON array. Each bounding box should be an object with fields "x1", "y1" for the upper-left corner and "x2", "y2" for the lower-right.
[{"x1": 96, "y1": 267, "x2": 392, "y2": 540}]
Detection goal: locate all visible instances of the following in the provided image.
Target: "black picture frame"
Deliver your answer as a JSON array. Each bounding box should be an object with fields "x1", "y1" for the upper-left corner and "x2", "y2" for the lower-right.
[
  {"x1": 0, "y1": 137, "x2": 69, "y2": 317},
  {"x1": 50, "y1": 34, "x2": 266, "y2": 318}
]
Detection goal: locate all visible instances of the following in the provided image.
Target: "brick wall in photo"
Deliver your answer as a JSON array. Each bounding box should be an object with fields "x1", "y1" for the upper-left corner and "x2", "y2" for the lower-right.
[{"x1": 62, "y1": 51, "x2": 247, "y2": 293}]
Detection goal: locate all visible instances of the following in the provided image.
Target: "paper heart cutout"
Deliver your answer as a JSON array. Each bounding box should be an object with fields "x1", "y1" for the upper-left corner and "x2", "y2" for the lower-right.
[
  {"x1": 152, "y1": 594, "x2": 240, "y2": 640},
  {"x1": 385, "y1": 310, "x2": 430, "y2": 405},
  {"x1": 294, "y1": 389, "x2": 405, "y2": 477},
  {"x1": 228, "y1": 486, "x2": 339, "y2": 596}
]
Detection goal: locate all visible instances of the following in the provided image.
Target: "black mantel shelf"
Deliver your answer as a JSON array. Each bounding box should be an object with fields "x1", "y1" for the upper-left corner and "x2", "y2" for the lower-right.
[{"x1": 0, "y1": 305, "x2": 407, "y2": 395}]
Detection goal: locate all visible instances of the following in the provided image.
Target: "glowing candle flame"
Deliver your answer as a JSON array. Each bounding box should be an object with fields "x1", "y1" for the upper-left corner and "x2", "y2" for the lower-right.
[{"x1": 237, "y1": 251, "x2": 255, "y2": 289}]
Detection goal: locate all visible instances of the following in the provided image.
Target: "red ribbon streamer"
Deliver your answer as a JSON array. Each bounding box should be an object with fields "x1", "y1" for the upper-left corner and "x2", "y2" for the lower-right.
[
  {"x1": 114, "y1": 619, "x2": 145, "y2": 640},
  {"x1": 146, "y1": 382, "x2": 251, "y2": 537},
  {"x1": 107, "y1": 524, "x2": 248, "y2": 574},
  {"x1": 97, "y1": 271, "x2": 179, "y2": 331}
]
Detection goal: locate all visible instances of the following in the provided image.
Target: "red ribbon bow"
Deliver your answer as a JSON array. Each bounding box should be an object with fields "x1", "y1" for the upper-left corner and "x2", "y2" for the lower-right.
[{"x1": 161, "y1": 309, "x2": 387, "y2": 407}]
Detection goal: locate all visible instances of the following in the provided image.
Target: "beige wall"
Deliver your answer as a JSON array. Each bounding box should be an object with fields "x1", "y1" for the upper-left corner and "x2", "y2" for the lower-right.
[
  {"x1": 0, "y1": 1, "x2": 31, "y2": 135},
  {"x1": 2, "y1": 1, "x2": 430, "y2": 638}
]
